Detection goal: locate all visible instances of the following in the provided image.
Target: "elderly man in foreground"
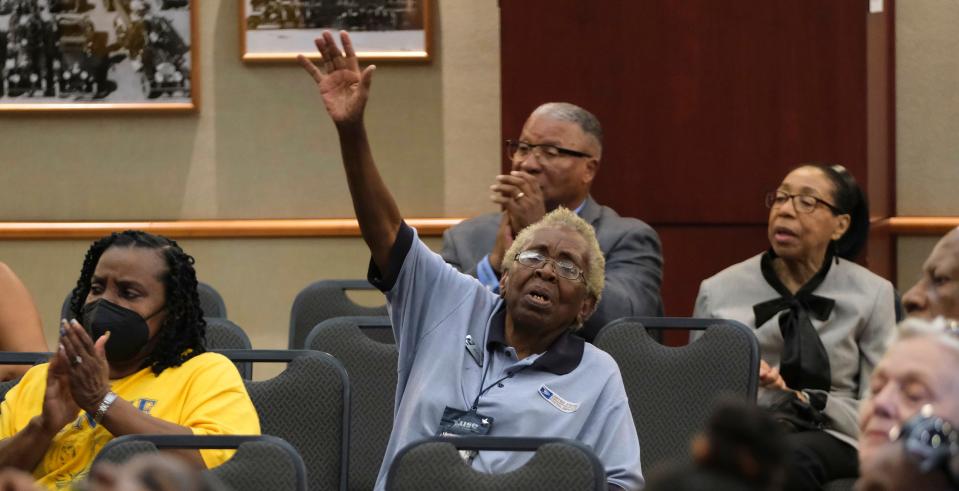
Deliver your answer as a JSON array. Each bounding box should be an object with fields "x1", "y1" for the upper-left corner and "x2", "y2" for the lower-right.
[
  {"x1": 299, "y1": 31, "x2": 643, "y2": 491},
  {"x1": 856, "y1": 317, "x2": 959, "y2": 491},
  {"x1": 440, "y1": 101, "x2": 663, "y2": 341}
]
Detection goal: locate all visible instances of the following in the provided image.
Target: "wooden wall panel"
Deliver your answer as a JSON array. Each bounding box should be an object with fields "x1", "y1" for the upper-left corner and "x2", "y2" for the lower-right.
[
  {"x1": 657, "y1": 225, "x2": 768, "y2": 345},
  {"x1": 501, "y1": 0, "x2": 895, "y2": 325}
]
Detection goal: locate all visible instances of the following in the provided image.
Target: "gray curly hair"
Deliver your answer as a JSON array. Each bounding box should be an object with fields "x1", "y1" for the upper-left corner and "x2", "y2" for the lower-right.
[
  {"x1": 531, "y1": 102, "x2": 603, "y2": 150},
  {"x1": 502, "y1": 207, "x2": 605, "y2": 304}
]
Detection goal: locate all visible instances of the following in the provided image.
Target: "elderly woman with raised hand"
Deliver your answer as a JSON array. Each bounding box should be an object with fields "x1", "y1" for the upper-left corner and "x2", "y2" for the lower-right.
[
  {"x1": 694, "y1": 164, "x2": 896, "y2": 490},
  {"x1": 856, "y1": 317, "x2": 959, "y2": 491},
  {"x1": 0, "y1": 231, "x2": 260, "y2": 489},
  {"x1": 299, "y1": 31, "x2": 643, "y2": 490}
]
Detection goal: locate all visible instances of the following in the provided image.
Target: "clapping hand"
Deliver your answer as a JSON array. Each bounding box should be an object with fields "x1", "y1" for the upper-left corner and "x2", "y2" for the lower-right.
[
  {"x1": 490, "y1": 171, "x2": 547, "y2": 233},
  {"x1": 298, "y1": 31, "x2": 376, "y2": 127},
  {"x1": 59, "y1": 319, "x2": 111, "y2": 414}
]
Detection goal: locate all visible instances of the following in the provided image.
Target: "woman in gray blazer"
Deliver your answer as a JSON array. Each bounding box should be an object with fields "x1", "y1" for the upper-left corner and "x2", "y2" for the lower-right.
[{"x1": 694, "y1": 164, "x2": 895, "y2": 490}]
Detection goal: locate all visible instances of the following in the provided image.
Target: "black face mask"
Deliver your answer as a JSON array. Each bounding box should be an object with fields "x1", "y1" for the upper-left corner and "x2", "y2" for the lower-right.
[{"x1": 81, "y1": 299, "x2": 163, "y2": 363}]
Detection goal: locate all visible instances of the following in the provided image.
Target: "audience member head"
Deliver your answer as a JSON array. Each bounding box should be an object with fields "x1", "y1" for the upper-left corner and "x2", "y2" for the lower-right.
[
  {"x1": 766, "y1": 163, "x2": 869, "y2": 265},
  {"x1": 859, "y1": 317, "x2": 959, "y2": 469},
  {"x1": 84, "y1": 453, "x2": 229, "y2": 491},
  {"x1": 646, "y1": 398, "x2": 786, "y2": 491},
  {"x1": 693, "y1": 397, "x2": 787, "y2": 490},
  {"x1": 68, "y1": 230, "x2": 206, "y2": 375},
  {"x1": 903, "y1": 228, "x2": 959, "y2": 321},
  {"x1": 500, "y1": 207, "x2": 604, "y2": 332},
  {"x1": 508, "y1": 102, "x2": 603, "y2": 211}
]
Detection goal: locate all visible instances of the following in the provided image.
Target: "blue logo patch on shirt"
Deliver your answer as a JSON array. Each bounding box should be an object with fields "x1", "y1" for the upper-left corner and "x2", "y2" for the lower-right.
[
  {"x1": 136, "y1": 399, "x2": 157, "y2": 414},
  {"x1": 538, "y1": 384, "x2": 580, "y2": 413}
]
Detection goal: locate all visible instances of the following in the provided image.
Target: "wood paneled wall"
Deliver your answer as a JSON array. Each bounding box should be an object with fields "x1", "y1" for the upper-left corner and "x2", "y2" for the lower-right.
[{"x1": 501, "y1": 0, "x2": 895, "y2": 323}]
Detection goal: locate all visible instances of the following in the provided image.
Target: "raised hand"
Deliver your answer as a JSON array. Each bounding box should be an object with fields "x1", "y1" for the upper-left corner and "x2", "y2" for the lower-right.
[{"x1": 298, "y1": 30, "x2": 376, "y2": 126}]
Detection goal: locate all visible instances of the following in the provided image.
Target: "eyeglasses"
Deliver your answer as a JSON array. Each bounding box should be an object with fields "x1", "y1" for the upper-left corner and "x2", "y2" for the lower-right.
[
  {"x1": 765, "y1": 191, "x2": 841, "y2": 214},
  {"x1": 514, "y1": 250, "x2": 585, "y2": 282},
  {"x1": 505, "y1": 140, "x2": 592, "y2": 163}
]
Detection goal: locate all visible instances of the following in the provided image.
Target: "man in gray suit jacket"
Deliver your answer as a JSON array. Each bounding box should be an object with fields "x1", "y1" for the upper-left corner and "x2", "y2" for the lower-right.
[{"x1": 441, "y1": 102, "x2": 663, "y2": 341}]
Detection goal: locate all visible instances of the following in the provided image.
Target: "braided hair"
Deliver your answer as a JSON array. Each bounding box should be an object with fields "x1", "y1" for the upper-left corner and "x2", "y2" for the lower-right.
[{"x1": 69, "y1": 230, "x2": 206, "y2": 375}]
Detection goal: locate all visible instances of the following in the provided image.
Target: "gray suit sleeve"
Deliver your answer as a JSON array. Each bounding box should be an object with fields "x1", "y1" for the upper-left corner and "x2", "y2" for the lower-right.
[
  {"x1": 582, "y1": 222, "x2": 664, "y2": 339},
  {"x1": 440, "y1": 227, "x2": 480, "y2": 277}
]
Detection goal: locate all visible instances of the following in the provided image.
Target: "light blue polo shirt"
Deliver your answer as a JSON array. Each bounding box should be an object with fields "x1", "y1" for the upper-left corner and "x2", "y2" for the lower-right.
[{"x1": 369, "y1": 223, "x2": 643, "y2": 490}]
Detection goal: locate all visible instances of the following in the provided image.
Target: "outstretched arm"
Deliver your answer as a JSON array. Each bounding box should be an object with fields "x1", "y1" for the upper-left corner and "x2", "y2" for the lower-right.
[{"x1": 298, "y1": 31, "x2": 401, "y2": 271}]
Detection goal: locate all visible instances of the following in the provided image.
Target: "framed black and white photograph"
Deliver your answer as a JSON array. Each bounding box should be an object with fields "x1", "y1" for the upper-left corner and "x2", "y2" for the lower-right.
[
  {"x1": 241, "y1": 0, "x2": 430, "y2": 63},
  {"x1": 0, "y1": 0, "x2": 196, "y2": 112}
]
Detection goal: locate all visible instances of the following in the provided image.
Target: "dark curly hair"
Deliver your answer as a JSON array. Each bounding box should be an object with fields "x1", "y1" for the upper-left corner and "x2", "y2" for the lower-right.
[{"x1": 69, "y1": 230, "x2": 206, "y2": 375}]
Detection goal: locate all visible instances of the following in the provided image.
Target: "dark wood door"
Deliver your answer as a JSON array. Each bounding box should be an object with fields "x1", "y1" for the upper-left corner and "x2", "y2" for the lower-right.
[{"x1": 501, "y1": 0, "x2": 895, "y2": 328}]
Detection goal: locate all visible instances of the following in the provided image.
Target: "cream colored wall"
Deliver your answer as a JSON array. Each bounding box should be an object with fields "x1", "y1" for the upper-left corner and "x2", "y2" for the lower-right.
[
  {"x1": 0, "y1": 0, "x2": 500, "y2": 351},
  {"x1": 894, "y1": 0, "x2": 959, "y2": 290}
]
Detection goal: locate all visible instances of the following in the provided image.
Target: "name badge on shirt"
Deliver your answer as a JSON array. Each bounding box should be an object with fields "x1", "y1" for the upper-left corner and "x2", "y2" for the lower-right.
[
  {"x1": 539, "y1": 385, "x2": 579, "y2": 413},
  {"x1": 437, "y1": 406, "x2": 494, "y2": 463}
]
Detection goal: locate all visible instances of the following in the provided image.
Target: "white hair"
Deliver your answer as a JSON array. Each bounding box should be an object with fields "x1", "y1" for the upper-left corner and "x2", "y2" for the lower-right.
[{"x1": 894, "y1": 316, "x2": 959, "y2": 357}]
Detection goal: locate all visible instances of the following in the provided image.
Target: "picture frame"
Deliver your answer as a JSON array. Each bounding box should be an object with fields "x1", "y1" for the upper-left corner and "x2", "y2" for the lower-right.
[
  {"x1": 240, "y1": 0, "x2": 431, "y2": 63},
  {"x1": 0, "y1": 0, "x2": 198, "y2": 112}
]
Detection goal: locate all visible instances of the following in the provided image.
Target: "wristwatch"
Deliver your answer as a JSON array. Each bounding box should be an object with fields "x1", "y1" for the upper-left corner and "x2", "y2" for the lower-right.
[{"x1": 93, "y1": 391, "x2": 118, "y2": 424}]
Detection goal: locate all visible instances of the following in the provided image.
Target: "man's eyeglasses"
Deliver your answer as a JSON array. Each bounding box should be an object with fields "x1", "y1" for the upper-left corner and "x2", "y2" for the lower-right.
[
  {"x1": 506, "y1": 140, "x2": 592, "y2": 163},
  {"x1": 765, "y1": 191, "x2": 841, "y2": 214},
  {"x1": 514, "y1": 250, "x2": 585, "y2": 282}
]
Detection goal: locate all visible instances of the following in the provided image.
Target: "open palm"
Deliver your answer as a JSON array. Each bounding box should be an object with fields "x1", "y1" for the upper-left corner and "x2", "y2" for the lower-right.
[{"x1": 299, "y1": 31, "x2": 375, "y2": 125}]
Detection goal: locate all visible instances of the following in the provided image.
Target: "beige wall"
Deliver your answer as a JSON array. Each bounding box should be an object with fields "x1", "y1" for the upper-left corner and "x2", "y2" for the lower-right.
[
  {"x1": 0, "y1": 0, "x2": 500, "y2": 350},
  {"x1": 2, "y1": 0, "x2": 957, "y2": 348},
  {"x1": 894, "y1": 0, "x2": 959, "y2": 289}
]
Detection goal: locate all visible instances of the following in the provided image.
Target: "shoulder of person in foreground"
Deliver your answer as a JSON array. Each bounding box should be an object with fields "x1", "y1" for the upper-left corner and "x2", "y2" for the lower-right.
[{"x1": 0, "y1": 262, "x2": 48, "y2": 379}]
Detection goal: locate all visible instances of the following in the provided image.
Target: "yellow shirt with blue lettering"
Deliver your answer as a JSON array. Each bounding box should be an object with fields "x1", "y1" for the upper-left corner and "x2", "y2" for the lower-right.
[{"x1": 0, "y1": 352, "x2": 260, "y2": 490}]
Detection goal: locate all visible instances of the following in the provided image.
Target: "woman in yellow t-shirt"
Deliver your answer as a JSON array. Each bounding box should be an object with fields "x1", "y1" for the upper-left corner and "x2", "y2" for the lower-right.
[{"x1": 0, "y1": 231, "x2": 260, "y2": 490}]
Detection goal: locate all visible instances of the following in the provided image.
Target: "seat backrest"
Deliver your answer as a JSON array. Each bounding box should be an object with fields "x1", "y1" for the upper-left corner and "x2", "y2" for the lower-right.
[
  {"x1": 305, "y1": 316, "x2": 396, "y2": 491},
  {"x1": 197, "y1": 282, "x2": 229, "y2": 319},
  {"x1": 60, "y1": 280, "x2": 227, "y2": 320},
  {"x1": 203, "y1": 318, "x2": 253, "y2": 378},
  {"x1": 0, "y1": 352, "x2": 53, "y2": 401},
  {"x1": 93, "y1": 434, "x2": 307, "y2": 491},
  {"x1": 217, "y1": 349, "x2": 351, "y2": 491},
  {"x1": 593, "y1": 317, "x2": 759, "y2": 475},
  {"x1": 289, "y1": 279, "x2": 387, "y2": 349},
  {"x1": 386, "y1": 436, "x2": 605, "y2": 491}
]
